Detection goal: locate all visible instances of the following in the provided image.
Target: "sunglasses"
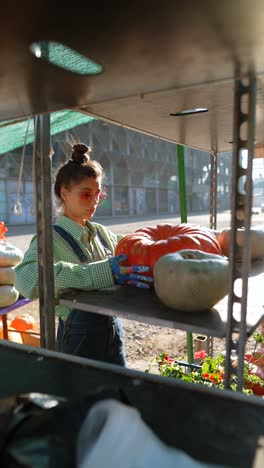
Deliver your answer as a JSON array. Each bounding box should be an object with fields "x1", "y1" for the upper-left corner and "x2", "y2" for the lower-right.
[{"x1": 79, "y1": 191, "x2": 106, "y2": 206}]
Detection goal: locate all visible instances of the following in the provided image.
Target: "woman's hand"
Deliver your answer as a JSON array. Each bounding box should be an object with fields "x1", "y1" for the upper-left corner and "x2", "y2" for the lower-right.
[{"x1": 109, "y1": 254, "x2": 153, "y2": 289}]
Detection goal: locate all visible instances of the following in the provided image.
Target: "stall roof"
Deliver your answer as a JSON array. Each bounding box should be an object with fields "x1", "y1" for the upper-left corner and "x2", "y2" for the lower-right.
[
  {"x1": 1, "y1": 1, "x2": 264, "y2": 152},
  {"x1": 0, "y1": 111, "x2": 94, "y2": 155}
]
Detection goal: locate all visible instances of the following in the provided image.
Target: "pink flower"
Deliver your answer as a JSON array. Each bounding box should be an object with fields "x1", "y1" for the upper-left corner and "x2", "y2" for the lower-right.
[{"x1": 194, "y1": 350, "x2": 208, "y2": 360}]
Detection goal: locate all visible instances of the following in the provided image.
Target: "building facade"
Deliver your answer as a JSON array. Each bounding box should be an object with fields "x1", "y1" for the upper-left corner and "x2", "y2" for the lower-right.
[{"x1": 0, "y1": 120, "x2": 232, "y2": 224}]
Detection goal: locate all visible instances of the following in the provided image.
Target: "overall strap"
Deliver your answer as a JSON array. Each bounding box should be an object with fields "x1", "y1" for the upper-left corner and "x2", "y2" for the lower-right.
[
  {"x1": 96, "y1": 228, "x2": 113, "y2": 257},
  {"x1": 53, "y1": 225, "x2": 88, "y2": 263}
]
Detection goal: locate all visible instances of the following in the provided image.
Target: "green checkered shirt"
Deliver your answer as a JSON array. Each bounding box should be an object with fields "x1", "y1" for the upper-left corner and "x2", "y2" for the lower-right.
[{"x1": 15, "y1": 215, "x2": 122, "y2": 320}]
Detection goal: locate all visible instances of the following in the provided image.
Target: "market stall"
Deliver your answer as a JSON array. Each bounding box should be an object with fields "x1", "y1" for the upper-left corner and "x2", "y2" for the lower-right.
[{"x1": 0, "y1": 1, "x2": 264, "y2": 466}]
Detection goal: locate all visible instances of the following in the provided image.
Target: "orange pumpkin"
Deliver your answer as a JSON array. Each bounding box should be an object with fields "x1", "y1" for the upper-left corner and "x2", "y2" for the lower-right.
[
  {"x1": 217, "y1": 226, "x2": 264, "y2": 260},
  {"x1": 10, "y1": 314, "x2": 38, "y2": 332},
  {"x1": 115, "y1": 223, "x2": 222, "y2": 270},
  {"x1": 21, "y1": 332, "x2": 40, "y2": 347},
  {"x1": 0, "y1": 323, "x2": 23, "y2": 343}
]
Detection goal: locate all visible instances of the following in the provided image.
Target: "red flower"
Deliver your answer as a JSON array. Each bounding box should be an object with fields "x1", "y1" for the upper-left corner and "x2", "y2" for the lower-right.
[
  {"x1": 0, "y1": 221, "x2": 8, "y2": 240},
  {"x1": 210, "y1": 375, "x2": 218, "y2": 383},
  {"x1": 194, "y1": 350, "x2": 208, "y2": 360},
  {"x1": 203, "y1": 372, "x2": 223, "y2": 383},
  {"x1": 164, "y1": 355, "x2": 174, "y2": 363}
]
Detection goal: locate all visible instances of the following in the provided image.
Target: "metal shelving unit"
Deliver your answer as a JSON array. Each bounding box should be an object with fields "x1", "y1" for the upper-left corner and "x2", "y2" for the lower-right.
[{"x1": 1, "y1": 0, "x2": 263, "y2": 389}]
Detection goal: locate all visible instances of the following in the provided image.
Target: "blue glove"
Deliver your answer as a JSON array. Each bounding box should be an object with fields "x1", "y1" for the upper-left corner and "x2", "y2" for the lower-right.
[{"x1": 109, "y1": 254, "x2": 153, "y2": 289}]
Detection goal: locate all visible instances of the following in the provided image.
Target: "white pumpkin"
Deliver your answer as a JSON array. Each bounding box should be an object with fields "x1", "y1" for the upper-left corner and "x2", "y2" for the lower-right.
[
  {"x1": 0, "y1": 285, "x2": 19, "y2": 307},
  {"x1": 0, "y1": 241, "x2": 23, "y2": 267},
  {"x1": 0, "y1": 266, "x2": 15, "y2": 285},
  {"x1": 153, "y1": 249, "x2": 229, "y2": 312}
]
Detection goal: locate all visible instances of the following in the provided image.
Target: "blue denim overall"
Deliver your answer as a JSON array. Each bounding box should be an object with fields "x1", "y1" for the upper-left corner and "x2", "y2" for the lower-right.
[{"x1": 53, "y1": 225, "x2": 126, "y2": 366}]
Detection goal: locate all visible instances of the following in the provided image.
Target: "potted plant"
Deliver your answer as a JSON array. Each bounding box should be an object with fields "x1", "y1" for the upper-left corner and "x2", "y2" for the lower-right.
[{"x1": 147, "y1": 334, "x2": 264, "y2": 396}]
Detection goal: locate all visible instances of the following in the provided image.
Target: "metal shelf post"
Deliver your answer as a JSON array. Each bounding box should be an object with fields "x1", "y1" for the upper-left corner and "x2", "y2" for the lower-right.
[
  {"x1": 177, "y1": 144, "x2": 194, "y2": 363},
  {"x1": 34, "y1": 114, "x2": 56, "y2": 350},
  {"x1": 225, "y1": 74, "x2": 257, "y2": 391}
]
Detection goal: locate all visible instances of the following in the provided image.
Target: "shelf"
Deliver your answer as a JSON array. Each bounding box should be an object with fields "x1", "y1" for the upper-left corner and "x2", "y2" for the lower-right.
[
  {"x1": 0, "y1": 298, "x2": 33, "y2": 317},
  {"x1": 83, "y1": 78, "x2": 264, "y2": 154},
  {"x1": 59, "y1": 260, "x2": 264, "y2": 338},
  {"x1": 1, "y1": 2, "x2": 264, "y2": 151}
]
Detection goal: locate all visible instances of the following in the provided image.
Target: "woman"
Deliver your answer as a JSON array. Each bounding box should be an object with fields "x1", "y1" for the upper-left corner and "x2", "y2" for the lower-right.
[{"x1": 15, "y1": 144, "x2": 152, "y2": 366}]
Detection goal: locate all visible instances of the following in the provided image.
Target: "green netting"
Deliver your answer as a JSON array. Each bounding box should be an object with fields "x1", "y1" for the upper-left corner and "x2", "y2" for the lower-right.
[
  {"x1": 31, "y1": 41, "x2": 103, "y2": 75},
  {"x1": 0, "y1": 110, "x2": 95, "y2": 155}
]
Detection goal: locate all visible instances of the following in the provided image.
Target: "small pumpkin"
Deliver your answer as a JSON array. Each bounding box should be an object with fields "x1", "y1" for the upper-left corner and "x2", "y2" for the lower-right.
[
  {"x1": 0, "y1": 323, "x2": 23, "y2": 343},
  {"x1": 0, "y1": 285, "x2": 19, "y2": 307},
  {"x1": 0, "y1": 240, "x2": 23, "y2": 267},
  {"x1": 10, "y1": 313, "x2": 38, "y2": 332},
  {"x1": 21, "y1": 331, "x2": 40, "y2": 347},
  {"x1": 115, "y1": 223, "x2": 222, "y2": 270},
  {"x1": 0, "y1": 266, "x2": 15, "y2": 285},
  {"x1": 153, "y1": 249, "x2": 229, "y2": 312},
  {"x1": 217, "y1": 226, "x2": 264, "y2": 260}
]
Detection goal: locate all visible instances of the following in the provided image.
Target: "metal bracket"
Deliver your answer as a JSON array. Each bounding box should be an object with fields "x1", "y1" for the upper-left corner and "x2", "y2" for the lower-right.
[
  {"x1": 208, "y1": 150, "x2": 218, "y2": 357},
  {"x1": 225, "y1": 75, "x2": 256, "y2": 391},
  {"x1": 210, "y1": 151, "x2": 218, "y2": 231}
]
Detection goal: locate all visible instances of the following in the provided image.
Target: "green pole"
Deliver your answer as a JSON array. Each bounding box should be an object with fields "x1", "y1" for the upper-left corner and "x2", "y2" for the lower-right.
[{"x1": 177, "y1": 145, "x2": 194, "y2": 364}]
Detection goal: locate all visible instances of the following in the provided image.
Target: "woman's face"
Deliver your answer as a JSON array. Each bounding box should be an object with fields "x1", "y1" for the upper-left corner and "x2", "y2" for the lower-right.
[{"x1": 61, "y1": 176, "x2": 103, "y2": 225}]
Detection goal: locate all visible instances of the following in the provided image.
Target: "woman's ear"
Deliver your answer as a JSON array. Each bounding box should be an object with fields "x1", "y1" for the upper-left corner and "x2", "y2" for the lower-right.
[{"x1": 60, "y1": 185, "x2": 68, "y2": 202}]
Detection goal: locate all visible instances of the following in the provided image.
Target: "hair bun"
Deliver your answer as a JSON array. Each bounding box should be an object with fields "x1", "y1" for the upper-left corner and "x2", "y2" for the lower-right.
[{"x1": 71, "y1": 144, "x2": 91, "y2": 164}]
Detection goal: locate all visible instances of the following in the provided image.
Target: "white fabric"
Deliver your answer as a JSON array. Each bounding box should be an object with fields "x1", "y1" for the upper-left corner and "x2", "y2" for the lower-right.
[{"x1": 77, "y1": 399, "x2": 222, "y2": 468}]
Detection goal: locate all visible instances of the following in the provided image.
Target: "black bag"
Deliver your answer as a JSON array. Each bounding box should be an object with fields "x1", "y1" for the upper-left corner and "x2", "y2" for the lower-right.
[{"x1": 0, "y1": 387, "x2": 129, "y2": 468}]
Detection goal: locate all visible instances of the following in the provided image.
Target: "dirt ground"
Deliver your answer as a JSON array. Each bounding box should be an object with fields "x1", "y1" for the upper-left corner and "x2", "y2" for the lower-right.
[{"x1": 7, "y1": 298, "x2": 262, "y2": 373}]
